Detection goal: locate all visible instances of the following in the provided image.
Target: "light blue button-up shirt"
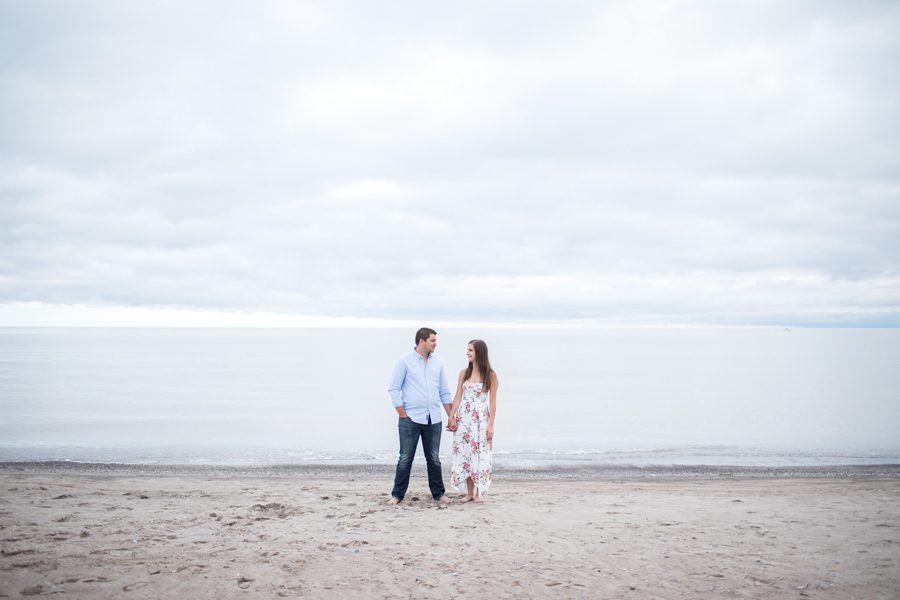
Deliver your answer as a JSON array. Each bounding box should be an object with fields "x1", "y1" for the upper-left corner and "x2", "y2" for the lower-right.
[{"x1": 388, "y1": 349, "x2": 452, "y2": 425}]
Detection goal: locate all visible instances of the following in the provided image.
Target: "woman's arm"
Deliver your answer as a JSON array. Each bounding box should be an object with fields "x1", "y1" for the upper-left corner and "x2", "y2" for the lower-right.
[{"x1": 487, "y1": 371, "x2": 498, "y2": 443}]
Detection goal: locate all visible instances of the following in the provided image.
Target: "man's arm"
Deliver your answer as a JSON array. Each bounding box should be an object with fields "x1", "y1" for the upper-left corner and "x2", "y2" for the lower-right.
[
  {"x1": 439, "y1": 364, "x2": 453, "y2": 416},
  {"x1": 388, "y1": 359, "x2": 408, "y2": 418}
]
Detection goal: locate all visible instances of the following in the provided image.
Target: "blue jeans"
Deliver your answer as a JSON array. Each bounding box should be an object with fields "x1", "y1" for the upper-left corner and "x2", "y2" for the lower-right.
[{"x1": 391, "y1": 417, "x2": 445, "y2": 501}]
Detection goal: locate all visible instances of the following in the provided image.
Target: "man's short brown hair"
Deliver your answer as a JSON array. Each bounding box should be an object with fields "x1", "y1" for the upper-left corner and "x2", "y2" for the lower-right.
[{"x1": 415, "y1": 327, "x2": 437, "y2": 345}]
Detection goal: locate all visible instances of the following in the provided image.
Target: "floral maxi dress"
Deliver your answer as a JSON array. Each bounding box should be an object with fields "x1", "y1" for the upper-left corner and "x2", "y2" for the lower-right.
[{"x1": 451, "y1": 381, "x2": 492, "y2": 496}]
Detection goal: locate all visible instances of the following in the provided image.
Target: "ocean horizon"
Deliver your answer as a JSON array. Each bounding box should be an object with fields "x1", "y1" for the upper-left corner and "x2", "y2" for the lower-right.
[{"x1": 2, "y1": 327, "x2": 899, "y2": 468}]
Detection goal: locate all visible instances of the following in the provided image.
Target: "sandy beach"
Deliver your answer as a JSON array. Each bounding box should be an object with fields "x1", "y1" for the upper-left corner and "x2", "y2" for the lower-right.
[{"x1": 1, "y1": 464, "x2": 898, "y2": 599}]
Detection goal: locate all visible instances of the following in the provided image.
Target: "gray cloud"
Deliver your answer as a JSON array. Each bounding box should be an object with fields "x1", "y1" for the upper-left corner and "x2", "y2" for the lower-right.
[{"x1": 1, "y1": 0, "x2": 899, "y2": 326}]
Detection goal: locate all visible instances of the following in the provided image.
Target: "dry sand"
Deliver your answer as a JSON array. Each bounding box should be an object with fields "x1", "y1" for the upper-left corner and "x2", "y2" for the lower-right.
[{"x1": 1, "y1": 464, "x2": 898, "y2": 599}]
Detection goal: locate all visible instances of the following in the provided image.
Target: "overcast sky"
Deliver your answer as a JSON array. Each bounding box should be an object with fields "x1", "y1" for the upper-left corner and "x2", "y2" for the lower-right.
[{"x1": 1, "y1": 1, "x2": 899, "y2": 327}]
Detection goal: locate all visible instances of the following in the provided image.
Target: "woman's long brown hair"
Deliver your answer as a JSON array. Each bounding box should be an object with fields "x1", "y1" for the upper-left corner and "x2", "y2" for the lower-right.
[{"x1": 464, "y1": 339, "x2": 495, "y2": 393}]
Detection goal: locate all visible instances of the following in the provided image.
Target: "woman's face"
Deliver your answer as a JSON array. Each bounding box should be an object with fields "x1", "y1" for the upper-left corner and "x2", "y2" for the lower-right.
[{"x1": 466, "y1": 343, "x2": 476, "y2": 364}]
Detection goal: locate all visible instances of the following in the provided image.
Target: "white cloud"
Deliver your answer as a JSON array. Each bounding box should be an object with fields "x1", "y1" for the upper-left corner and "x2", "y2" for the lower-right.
[{"x1": 1, "y1": 0, "x2": 898, "y2": 326}]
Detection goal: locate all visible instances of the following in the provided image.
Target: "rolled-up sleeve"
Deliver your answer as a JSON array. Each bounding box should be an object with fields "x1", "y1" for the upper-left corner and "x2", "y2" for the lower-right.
[{"x1": 388, "y1": 359, "x2": 406, "y2": 408}]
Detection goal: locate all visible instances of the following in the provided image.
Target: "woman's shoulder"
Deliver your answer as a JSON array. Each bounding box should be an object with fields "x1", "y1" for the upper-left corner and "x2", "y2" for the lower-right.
[{"x1": 458, "y1": 368, "x2": 467, "y2": 378}]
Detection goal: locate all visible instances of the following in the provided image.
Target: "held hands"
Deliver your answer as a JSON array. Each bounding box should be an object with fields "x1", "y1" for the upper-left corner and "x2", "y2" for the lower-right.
[
  {"x1": 446, "y1": 416, "x2": 458, "y2": 432},
  {"x1": 486, "y1": 424, "x2": 494, "y2": 446}
]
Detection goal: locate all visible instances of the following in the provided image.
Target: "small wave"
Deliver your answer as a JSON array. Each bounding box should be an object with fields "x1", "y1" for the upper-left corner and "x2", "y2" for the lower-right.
[{"x1": 3, "y1": 444, "x2": 899, "y2": 468}]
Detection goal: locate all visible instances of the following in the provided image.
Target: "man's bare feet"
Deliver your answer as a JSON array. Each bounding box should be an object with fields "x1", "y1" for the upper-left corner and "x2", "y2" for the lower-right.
[
  {"x1": 387, "y1": 496, "x2": 401, "y2": 505},
  {"x1": 436, "y1": 495, "x2": 452, "y2": 504}
]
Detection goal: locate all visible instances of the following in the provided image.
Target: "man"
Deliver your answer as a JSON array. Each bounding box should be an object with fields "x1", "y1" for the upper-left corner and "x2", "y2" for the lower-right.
[{"x1": 387, "y1": 327, "x2": 454, "y2": 505}]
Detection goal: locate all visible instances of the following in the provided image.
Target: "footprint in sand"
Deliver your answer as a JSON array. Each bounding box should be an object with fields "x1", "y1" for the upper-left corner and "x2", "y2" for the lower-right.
[
  {"x1": 21, "y1": 585, "x2": 50, "y2": 596},
  {"x1": 122, "y1": 582, "x2": 152, "y2": 591},
  {"x1": 52, "y1": 514, "x2": 77, "y2": 523}
]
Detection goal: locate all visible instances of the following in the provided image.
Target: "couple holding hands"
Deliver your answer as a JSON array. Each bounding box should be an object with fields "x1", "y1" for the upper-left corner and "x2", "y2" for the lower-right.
[{"x1": 387, "y1": 328, "x2": 498, "y2": 505}]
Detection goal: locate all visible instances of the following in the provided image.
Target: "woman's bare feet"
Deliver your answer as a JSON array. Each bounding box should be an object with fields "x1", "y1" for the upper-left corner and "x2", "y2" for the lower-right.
[{"x1": 461, "y1": 495, "x2": 475, "y2": 503}]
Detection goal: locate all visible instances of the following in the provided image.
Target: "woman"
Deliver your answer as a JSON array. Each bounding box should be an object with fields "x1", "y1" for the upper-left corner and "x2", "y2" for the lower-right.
[{"x1": 447, "y1": 339, "x2": 498, "y2": 503}]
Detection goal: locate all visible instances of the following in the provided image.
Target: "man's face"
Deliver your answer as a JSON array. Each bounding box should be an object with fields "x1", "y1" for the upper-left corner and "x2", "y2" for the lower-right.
[{"x1": 423, "y1": 334, "x2": 437, "y2": 354}]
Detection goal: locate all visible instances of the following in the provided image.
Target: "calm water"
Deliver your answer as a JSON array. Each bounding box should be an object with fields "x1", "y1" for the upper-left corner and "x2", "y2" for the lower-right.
[{"x1": 1, "y1": 327, "x2": 899, "y2": 466}]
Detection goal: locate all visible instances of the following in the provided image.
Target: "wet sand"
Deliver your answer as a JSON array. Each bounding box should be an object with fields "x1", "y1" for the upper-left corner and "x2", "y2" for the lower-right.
[{"x1": 1, "y1": 463, "x2": 898, "y2": 599}]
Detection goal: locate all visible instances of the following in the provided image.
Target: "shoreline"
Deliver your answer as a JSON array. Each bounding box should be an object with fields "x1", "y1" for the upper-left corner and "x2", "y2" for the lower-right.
[{"x1": 3, "y1": 460, "x2": 900, "y2": 479}]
